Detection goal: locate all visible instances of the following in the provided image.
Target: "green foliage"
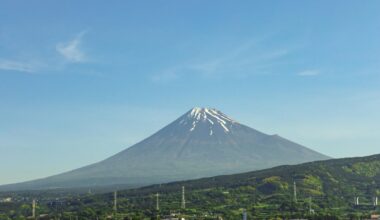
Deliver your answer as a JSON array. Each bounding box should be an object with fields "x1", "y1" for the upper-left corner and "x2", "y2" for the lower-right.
[
  {"x1": 301, "y1": 175, "x2": 323, "y2": 195},
  {"x1": 0, "y1": 214, "x2": 10, "y2": 220},
  {"x1": 258, "y1": 176, "x2": 288, "y2": 194},
  {"x1": 2, "y1": 154, "x2": 380, "y2": 219},
  {"x1": 351, "y1": 161, "x2": 380, "y2": 177}
]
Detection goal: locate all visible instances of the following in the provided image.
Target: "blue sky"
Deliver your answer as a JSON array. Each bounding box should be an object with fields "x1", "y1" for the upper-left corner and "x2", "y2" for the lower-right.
[{"x1": 1, "y1": 0, "x2": 380, "y2": 184}]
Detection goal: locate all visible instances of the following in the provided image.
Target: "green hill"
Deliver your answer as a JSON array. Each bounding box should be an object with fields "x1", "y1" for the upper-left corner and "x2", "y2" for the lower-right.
[
  {"x1": 2, "y1": 154, "x2": 380, "y2": 219},
  {"x1": 109, "y1": 154, "x2": 380, "y2": 219}
]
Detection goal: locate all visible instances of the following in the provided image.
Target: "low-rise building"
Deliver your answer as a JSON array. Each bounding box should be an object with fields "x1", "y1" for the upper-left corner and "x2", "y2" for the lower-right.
[{"x1": 0, "y1": 197, "x2": 12, "y2": 203}]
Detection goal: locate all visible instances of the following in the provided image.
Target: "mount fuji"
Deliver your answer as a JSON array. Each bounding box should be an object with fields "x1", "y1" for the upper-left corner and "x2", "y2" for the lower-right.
[{"x1": 0, "y1": 107, "x2": 330, "y2": 191}]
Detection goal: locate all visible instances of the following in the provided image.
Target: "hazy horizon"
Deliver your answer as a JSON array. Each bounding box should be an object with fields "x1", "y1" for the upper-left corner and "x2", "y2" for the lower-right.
[{"x1": 1, "y1": 1, "x2": 380, "y2": 185}]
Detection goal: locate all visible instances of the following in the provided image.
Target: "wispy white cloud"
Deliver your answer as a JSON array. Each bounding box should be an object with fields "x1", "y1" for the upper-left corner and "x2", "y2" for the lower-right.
[
  {"x1": 56, "y1": 31, "x2": 86, "y2": 63},
  {"x1": 151, "y1": 40, "x2": 292, "y2": 82},
  {"x1": 0, "y1": 59, "x2": 38, "y2": 73},
  {"x1": 0, "y1": 31, "x2": 86, "y2": 73},
  {"x1": 297, "y1": 69, "x2": 320, "y2": 76},
  {"x1": 150, "y1": 68, "x2": 180, "y2": 83},
  {"x1": 261, "y1": 49, "x2": 290, "y2": 60}
]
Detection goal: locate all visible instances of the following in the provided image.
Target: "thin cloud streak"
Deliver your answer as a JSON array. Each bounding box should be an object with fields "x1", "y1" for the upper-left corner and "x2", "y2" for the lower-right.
[
  {"x1": 56, "y1": 31, "x2": 87, "y2": 63},
  {"x1": 298, "y1": 69, "x2": 320, "y2": 76},
  {"x1": 0, "y1": 59, "x2": 37, "y2": 73},
  {"x1": 150, "y1": 68, "x2": 180, "y2": 83},
  {"x1": 0, "y1": 31, "x2": 89, "y2": 74},
  {"x1": 151, "y1": 40, "x2": 292, "y2": 82}
]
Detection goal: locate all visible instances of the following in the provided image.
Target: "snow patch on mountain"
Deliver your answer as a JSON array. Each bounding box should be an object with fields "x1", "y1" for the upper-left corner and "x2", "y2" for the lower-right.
[{"x1": 182, "y1": 107, "x2": 236, "y2": 133}]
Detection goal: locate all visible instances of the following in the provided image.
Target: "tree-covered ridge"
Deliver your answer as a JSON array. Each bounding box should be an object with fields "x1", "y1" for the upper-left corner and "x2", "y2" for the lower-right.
[
  {"x1": 343, "y1": 160, "x2": 380, "y2": 177},
  {"x1": 1, "y1": 154, "x2": 380, "y2": 219}
]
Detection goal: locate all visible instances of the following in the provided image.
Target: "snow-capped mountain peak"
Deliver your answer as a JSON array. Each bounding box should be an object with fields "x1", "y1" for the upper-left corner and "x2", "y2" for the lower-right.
[{"x1": 179, "y1": 107, "x2": 236, "y2": 134}]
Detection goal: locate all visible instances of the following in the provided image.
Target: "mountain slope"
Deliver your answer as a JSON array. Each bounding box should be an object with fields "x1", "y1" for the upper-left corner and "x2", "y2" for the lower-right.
[{"x1": 0, "y1": 107, "x2": 329, "y2": 191}]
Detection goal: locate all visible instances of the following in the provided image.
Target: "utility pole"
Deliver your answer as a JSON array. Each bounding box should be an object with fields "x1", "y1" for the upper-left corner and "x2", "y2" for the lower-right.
[
  {"x1": 242, "y1": 209, "x2": 247, "y2": 220},
  {"x1": 156, "y1": 193, "x2": 160, "y2": 211},
  {"x1": 114, "y1": 190, "x2": 118, "y2": 219},
  {"x1": 293, "y1": 181, "x2": 297, "y2": 203},
  {"x1": 156, "y1": 193, "x2": 160, "y2": 220},
  {"x1": 114, "y1": 191, "x2": 118, "y2": 212},
  {"x1": 181, "y1": 186, "x2": 186, "y2": 209},
  {"x1": 32, "y1": 199, "x2": 36, "y2": 219},
  {"x1": 309, "y1": 197, "x2": 313, "y2": 214},
  {"x1": 354, "y1": 196, "x2": 359, "y2": 206}
]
